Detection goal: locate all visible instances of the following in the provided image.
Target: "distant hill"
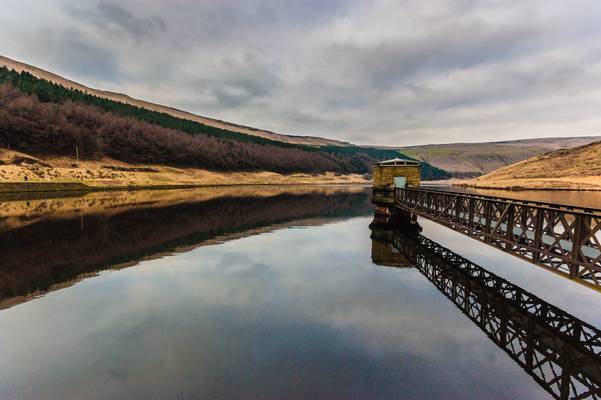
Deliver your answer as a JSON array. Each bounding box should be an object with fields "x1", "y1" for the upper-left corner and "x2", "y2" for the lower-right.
[
  {"x1": 461, "y1": 141, "x2": 601, "y2": 190},
  {"x1": 0, "y1": 54, "x2": 350, "y2": 147},
  {"x1": 399, "y1": 137, "x2": 601, "y2": 177}
]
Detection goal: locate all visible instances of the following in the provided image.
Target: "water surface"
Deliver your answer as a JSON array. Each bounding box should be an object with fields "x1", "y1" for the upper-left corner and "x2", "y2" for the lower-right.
[
  {"x1": 1, "y1": 186, "x2": 600, "y2": 399},
  {"x1": 424, "y1": 183, "x2": 601, "y2": 209}
]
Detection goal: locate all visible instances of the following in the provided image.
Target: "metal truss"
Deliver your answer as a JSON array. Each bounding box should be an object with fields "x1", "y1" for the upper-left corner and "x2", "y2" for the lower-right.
[
  {"x1": 379, "y1": 227, "x2": 601, "y2": 400},
  {"x1": 394, "y1": 188, "x2": 601, "y2": 290}
]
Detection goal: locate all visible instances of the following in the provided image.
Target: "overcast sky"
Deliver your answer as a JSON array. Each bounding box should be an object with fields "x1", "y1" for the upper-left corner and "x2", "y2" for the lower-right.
[{"x1": 2, "y1": 0, "x2": 601, "y2": 146}]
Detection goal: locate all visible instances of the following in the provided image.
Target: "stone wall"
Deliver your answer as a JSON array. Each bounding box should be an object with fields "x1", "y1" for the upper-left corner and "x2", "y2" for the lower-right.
[
  {"x1": 371, "y1": 239, "x2": 412, "y2": 267},
  {"x1": 373, "y1": 165, "x2": 420, "y2": 188}
]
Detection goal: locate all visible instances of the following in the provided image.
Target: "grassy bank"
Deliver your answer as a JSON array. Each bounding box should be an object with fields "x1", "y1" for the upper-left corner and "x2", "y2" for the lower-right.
[
  {"x1": 0, "y1": 150, "x2": 369, "y2": 193},
  {"x1": 455, "y1": 177, "x2": 601, "y2": 191},
  {"x1": 456, "y1": 141, "x2": 601, "y2": 191}
]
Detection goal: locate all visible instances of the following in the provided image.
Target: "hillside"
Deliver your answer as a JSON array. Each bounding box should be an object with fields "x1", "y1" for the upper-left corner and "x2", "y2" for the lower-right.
[
  {"x1": 0, "y1": 55, "x2": 349, "y2": 146},
  {"x1": 0, "y1": 59, "x2": 452, "y2": 187},
  {"x1": 0, "y1": 149, "x2": 368, "y2": 190},
  {"x1": 461, "y1": 141, "x2": 601, "y2": 190},
  {"x1": 399, "y1": 137, "x2": 601, "y2": 177}
]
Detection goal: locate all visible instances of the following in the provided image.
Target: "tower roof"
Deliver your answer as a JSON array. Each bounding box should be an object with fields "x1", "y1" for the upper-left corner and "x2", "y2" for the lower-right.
[{"x1": 375, "y1": 158, "x2": 420, "y2": 166}]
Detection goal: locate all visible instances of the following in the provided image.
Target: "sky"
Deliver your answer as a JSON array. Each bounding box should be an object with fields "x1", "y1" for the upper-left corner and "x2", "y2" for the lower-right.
[{"x1": 1, "y1": 0, "x2": 601, "y2": 146}]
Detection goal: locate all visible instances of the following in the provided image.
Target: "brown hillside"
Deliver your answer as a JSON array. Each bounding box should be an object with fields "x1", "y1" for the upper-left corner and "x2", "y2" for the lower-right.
[
  {"x1": 461, "y1": 141, "x2": 601, "y2": 190},
  {"x1": 0, "y1": 149, "x2": 368, "y2": 190},
  {"x1": 399, "y1": 137, "x2": 601, "y2": 176},
  {"x1": 0, "y1": 54, "x2": 350, "y2": 147}
]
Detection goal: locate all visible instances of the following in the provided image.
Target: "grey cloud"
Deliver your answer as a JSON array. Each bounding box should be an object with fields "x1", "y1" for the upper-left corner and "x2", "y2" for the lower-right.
[
  {"x1": 65, "y1": 1, "x2": 166, "y2": 41},
  {"x1": 34, "y1": 28, "x2": 119, "y2": 81},
  {"x1": 197, "y1": 54, "x2": 280, "y2": 108},
  {"x1": 330, "y1": 23, "x2": 540, "y2": 89},
  {"x1": 211, "y1": 72, "x2": 278, "y2": 108},
  {"x1": 1, "y1": 0, "x2": 601, "y2": 145},
  {"x1": 211, "y1": 86, "x2": 256, "y2": 108},
  {"x1": 252, "y1": 0, "x2": 351, "y2": 25}
]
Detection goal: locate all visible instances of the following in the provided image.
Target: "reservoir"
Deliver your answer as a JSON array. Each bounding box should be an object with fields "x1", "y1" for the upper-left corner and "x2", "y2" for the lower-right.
[
  {"x1": 426, "y1": 183, "x2": 601, "y2": 210},
  {"x1": 1, "y1": 186, "x2": 600, "y2": 399}
]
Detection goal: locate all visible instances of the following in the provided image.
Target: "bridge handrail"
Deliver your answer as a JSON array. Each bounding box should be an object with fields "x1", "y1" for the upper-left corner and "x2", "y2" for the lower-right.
[
  {"x1": 393, "y1": 186, "x2": 601, "y2": 290},
  {"x1": 397, "y1": 187, "x2": 601, "y2": 217}
]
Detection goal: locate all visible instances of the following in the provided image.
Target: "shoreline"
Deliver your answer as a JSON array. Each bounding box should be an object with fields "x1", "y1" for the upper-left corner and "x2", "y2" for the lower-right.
[
  {"x1": 4, "y1": 179, "x2": 601, "y2": 195},
  {"x1": 454, "y1": 183, "x2": 601, "y2": 192},
  {"x1": 453, "y1": 180, "x2": 601, "y2": 192},
  {"x1": 424, "y1": 179, "x2": 601, "y2": 192},
  {"x1": 5, "y1": 181, "x2": 600, "y2": 195},
  {"x1": 0, "y1": 181, "x2": 371, "y2": 195},
  {"x1": 0, "y1": 150, "x2": 370, "y2": 193}
]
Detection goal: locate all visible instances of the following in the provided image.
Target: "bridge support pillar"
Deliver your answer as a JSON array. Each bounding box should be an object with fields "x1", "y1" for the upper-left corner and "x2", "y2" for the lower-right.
[
  {"x1": 389, "y1": 207, "x2": 418, "y2": 227},
  {"x1": 372, "y1": 187, "x2": 420, "y2": 230}
]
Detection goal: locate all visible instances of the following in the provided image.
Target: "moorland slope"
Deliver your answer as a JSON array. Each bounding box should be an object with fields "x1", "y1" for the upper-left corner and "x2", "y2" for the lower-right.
[
  {"x1": 0, "y1": 55, "x2": 347, "y2": 146},
  {"x1": 461, "y1": 141, "x2": 601, "y2": 190},
  {"x1": 399, "y1": 137, "x2": 601, "y2": 177}
]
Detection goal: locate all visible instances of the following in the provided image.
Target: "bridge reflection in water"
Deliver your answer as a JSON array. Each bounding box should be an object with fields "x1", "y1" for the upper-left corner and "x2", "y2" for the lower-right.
[{"x1": 371, "y1": 221, "x2": 601, "y2": 400}]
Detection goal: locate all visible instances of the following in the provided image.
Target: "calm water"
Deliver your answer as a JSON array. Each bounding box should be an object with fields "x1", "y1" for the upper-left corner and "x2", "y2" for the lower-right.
[
  {"x1": 1, "y1": 186, "x2": 600, "y2": 400},
  {"x1": 424, "y1": 183, "x2": 601, "y2": 209}
]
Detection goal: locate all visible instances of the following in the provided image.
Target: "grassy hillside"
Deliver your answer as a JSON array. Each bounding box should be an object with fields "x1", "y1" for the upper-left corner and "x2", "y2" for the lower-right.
[
  {"x1": 399, "y1": 137, "x2": 601, "y2": 177},
  {"x1": 0, "y1": 64, "x2": 450, "y2": 181},
  {"x1": 461, "y1": 141, "x2": 601, "y2": 190},
  {"x1": 0, "y1": 149, "x2": 370, "y2": 188},
  {"x1": 0, "y1": 55, "x2": 349, "y2": 146}
]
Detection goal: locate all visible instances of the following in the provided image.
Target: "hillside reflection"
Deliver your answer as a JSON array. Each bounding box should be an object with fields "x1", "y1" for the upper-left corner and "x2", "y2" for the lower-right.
[
  {"x1": 371, "y1": 221, "x2": 601, "y2": 400},
  {"x1": 0, "y1": 186, "x2": 372, "y2": 308}
]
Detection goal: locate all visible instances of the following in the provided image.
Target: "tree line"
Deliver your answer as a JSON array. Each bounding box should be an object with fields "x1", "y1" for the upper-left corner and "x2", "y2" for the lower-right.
[
  {"x1": 0, "y1": 84, "x2": 367, "y2": 173},
  {"x1": 0, "y1": 66, "x2": 451, "y2": 178},
  {"x1": 0, "y1": 66, "x2": 283, "y2": 146}
]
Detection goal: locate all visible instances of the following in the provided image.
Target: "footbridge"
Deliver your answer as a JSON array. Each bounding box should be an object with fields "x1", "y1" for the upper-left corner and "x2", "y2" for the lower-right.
[{"x1": 373, "y1": 186, "x2": 601, "y2": 290}]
